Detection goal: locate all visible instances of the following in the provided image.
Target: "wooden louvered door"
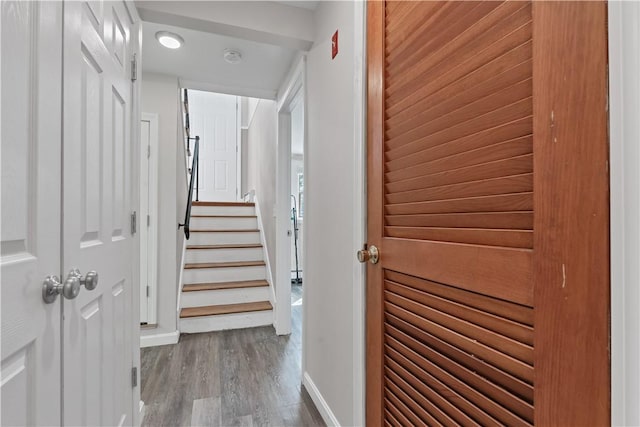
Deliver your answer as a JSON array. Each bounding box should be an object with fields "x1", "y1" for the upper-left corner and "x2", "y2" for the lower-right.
[{"x1": 366, "y1": 1, "x2": 609, "y2": 426}]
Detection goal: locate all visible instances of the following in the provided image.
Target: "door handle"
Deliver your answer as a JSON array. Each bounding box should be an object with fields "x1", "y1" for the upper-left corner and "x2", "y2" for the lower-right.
[
  {"x1": 42, "y1": 269, "x2": 99, "y2": 304},
  {"x1": 42, "y1": 271, "x2": 80, "y2": 303},
  {"x1": 357, "y1": 245, "x2": 379, "y2": 264},
  {"x1": 70, "y1": 269, "x2": 99, "y2": 291}
]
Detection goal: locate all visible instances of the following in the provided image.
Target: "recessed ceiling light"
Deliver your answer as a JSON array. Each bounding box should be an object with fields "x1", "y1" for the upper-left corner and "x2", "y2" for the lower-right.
[
  {"x1": 155, "y1": 31, "x2": 184, "y2": 49},
  {"x1": 223, "y1": 49, "x2": 243, "y2": 64}
]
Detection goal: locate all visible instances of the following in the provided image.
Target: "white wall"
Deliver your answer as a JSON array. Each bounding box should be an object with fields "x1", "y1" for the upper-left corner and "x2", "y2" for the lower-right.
[
  {"x1": 304, "y1": 2, "x2": 361, "y2": 425},
  {"x1": 246, "y1": 99, "x2": 278, "y2": 281},
  {"x1": 609, "y1": 2, "x2": 640, "y2": 425},
  {"x1": 141, "y1": 72, "x2": 181, "y2": 337}
]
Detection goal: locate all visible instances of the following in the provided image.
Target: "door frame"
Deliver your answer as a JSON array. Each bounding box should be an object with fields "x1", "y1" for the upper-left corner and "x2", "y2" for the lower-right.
[
  {"x1": 140, "y1": 112, "x2": 159, "y2": 325},
  {"x1": 275, "y1": 56, "x2": 306, "y2": 336},
  {"x1": 236, "y1": 97, "x2": 242, "y2": 200},
  {"x1": 352, "y1": 1, "x2": 367, "y2": 425},
  {"x1": 609, "y1": 2, "x2": 640, "y2": 424}
]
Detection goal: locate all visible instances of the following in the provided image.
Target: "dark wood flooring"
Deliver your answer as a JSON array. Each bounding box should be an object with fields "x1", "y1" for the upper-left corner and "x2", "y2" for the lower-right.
[{"x1": 140, "y1": 284, "x2": 324, "y2": 426}]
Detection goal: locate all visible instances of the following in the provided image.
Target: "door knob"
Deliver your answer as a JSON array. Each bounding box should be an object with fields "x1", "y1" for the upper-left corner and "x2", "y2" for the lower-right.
[
  {"x1": 357, "y1": 245, "x2": 379, "y2": 264},
  {"x1": 70, "y1": 269, "x2": 99, "y2": 291},
  {"x1": 42, "y1": 269, "x2": 99, "y2": 304},
  {"x1": 42, "y1": 272, "x2": 81, "y2": 304}
]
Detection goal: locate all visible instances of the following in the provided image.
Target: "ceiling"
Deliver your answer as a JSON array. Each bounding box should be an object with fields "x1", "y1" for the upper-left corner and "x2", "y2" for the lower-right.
[
  {"x1": 273, "y1": 1, "x2": 319, "y2": 10},
  {"x1": 141, "y1": 21, "x2": 297, "y2": 99},
  {"x1": 138, "y1": 1, "x2": 317, "y2": 99}
]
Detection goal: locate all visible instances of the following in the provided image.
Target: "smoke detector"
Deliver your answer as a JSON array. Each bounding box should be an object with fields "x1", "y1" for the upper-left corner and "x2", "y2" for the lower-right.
[{"x1": 223, "y1": 49, "x2": 243, "y2": 64}]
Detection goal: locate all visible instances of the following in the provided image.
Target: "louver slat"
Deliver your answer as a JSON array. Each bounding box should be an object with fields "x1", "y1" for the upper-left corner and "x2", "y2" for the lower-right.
[
  {"x1": 383, "y1": 271, "x2": 534, "y2": 425},
  {"x1": 383, "y1": 1, "x2": 533, "y2": 249}
]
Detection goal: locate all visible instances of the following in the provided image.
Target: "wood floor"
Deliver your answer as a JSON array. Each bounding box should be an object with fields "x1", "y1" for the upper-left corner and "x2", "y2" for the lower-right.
[{"x1": 141, "y1": 285, "x2": 324, "y2": 427}]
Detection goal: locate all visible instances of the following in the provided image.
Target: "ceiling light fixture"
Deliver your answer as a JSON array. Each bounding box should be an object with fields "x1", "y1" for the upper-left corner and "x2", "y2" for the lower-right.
[
  {"x1": 155, "y1": 31, "x2": 184, "y2": 49},
  {"x1": 223, "y1": 49, "x2": 243, "y2": 64}
]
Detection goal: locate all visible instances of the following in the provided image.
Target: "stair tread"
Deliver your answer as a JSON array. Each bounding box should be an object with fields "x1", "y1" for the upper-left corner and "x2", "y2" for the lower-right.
[
  {"x1": 191, "y1": 229, "x2": 259, "y2": 233},
  {"x1": 193, "y1": 201, "x2": 255, "y2": 207},
  {"x1": 187, "y1": 244, "x2": 262, "y2": 250},
  {"x1": 183, "y1": 280, "x2": 269, "y2": 292},
  {"x1": 184, "y1": 261, "x2": 266, "y2": 269},
  {"x1": 191, "y1": 215, "x2": 257, "y2": 218},
  {"x1": 180, "y1": 301, "x2": 272, "y2": 318}
]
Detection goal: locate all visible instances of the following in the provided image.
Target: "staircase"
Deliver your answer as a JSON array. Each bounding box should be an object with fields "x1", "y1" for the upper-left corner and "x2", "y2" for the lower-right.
[{"x1": 179, "y1": 201, "x2": 274, "y2": 333}]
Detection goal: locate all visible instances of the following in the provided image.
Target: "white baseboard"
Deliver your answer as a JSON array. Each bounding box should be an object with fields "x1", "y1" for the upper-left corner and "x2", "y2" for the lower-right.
[
  {"x1": 140, "y1": 331, "x2": 180, "y2": 348},
  {"x1": 139, "y1": 400, "x2": 145, "y2": 424},
  {"x1": 303, "y1": 372, "x2": 341, "y2": 427}
]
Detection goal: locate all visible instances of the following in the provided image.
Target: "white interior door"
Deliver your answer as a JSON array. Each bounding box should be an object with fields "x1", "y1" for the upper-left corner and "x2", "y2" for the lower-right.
[
  {"x1": 1, "y1": 2, "x2": 63, "y2": 425},
  {"x1": 189, "y1": 90, "x2": 238, "y2": 202},
  {"x1": 62, "y1": 1, "x2": 135, "y2": 425}
]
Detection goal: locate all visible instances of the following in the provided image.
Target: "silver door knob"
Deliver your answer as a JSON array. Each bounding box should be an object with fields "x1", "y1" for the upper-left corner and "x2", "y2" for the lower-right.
[
  {"x1": 357, "y1": 245, "x2": 379, "y2": 264},
  {"x1": 70, "y1": 269, "x2": 99, "y2": 291},
  {"x1": 42, "y1": 273, "x2": 81, "y2": 304}
]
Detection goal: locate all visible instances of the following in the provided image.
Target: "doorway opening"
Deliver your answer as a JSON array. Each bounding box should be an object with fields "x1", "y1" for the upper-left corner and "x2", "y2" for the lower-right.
[
  {"x1": 290, "y1": 94, "x2": 304, "y2": 287},
  {"x1": 275, "y1": 57, "x2": 305, "y2": 340}
]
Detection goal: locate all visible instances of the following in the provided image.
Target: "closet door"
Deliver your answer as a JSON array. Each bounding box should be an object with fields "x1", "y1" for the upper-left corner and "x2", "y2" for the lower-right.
[
  {"x1": 62, "y1": 1, "x2": 136, "y2": 425},
  {"x1": 366, "y1": 2, "x2": 610, "y2": 425},
  {"x1": 1, "y1": 2, "x2": 63, "y2": 426}
]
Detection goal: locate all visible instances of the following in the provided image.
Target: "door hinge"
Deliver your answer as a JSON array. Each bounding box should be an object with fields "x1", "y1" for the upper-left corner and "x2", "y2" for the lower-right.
[
  {"x1": 146, "y1": 285, "x2": 150, "y2": 297},
  {"x1": 131, "y1": 54, "x2": 138, "y2": 82},
  {"x1": 147, "y1": 145, "x2": 150, "y2": 159},
  {"x1": 147, "y1": 214, "x2": 150, "y2": 227},
  {"x1": 131, "y1": 211, "x2": 137, "y2": 235},
  {"x1": 131, "y1": 367, "x2": 138, "y2": 388}
]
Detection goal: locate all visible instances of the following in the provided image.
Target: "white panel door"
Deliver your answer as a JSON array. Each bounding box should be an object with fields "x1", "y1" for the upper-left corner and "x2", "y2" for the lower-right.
[
  {"x1": 189, "y1": 90, "x2": 238, "y2": 201},
  {"x1": 1, "y1": 2, "x2": 63, "y2": 425},
  {"x1": 62, "y1": 1, "x2": 134, "y2": 425}
]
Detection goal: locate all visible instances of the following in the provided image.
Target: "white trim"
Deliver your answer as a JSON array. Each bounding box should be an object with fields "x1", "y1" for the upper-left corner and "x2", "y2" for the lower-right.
[
  {"x1": 351, "y1": 2, "x2": 367, "y2": 426},
  {"x1": 254, "y1": 195, "x2": 276, "y2": 312},
  {"x1": 140, "y1": 331, "x2": 180, "y2": 348},
  {"x1": 303, "y1": 372, "x2": 341, "y2": 427},
  {"x1": 180, "y1": 79, "x2": 276, "y2": 101},
  {"x1": 140, "y1": 112, "x2": 159, "y2": 326},
  {"x1": 236, "y1": 97, "x2": 242, "y2": 201},
  {"x1": 275, "y1": 56, "x2": 306, "y2": 336},
  {"x1": 277, "y1": 56, "x2": 305, "y2": 111},
  {"x1": 609, "y1": 2, "x2": 640, "y2": 425},
  {"x1": 176, "y1": 237, "x2": 187, "y2": 317}
]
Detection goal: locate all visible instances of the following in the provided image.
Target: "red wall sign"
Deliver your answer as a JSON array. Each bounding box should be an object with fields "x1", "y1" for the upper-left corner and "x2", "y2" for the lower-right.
[{"x1": 332, "y1": 30, "x2": 338, "y2": 59}]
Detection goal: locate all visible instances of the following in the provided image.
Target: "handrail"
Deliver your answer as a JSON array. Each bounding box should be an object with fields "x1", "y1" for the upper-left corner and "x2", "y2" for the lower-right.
[{"x1": 179, "y1": 135, "x2": 199, "y2": 239}]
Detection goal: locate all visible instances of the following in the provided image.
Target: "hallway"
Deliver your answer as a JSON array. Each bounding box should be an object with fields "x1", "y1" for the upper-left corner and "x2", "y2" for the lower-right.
[{"x1": 140, "y1": 285, "x2": 323, "y2": 426}]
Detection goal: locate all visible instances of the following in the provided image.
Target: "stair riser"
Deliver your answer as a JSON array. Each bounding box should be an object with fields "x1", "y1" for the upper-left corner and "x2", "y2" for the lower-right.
[
  {"x1": 181, "y1": 287, "x2": 270, "y2": 308},
  {"x1": 183, "y1": 265, "x2": 266, "y2": 284},
  {"x1": 191, "y1": 205, "x2": 255, "y2": 216},
  {"x1": 188, "y1": 231, "x2": 260, "y2": 246},
  {"x1": 185, "y1": 247, "x2": 264, "y2": 264},
  {"x1": 190, "y1": 217, "x2": 258, "y2": 230},
  {"x1": 180, "y1": 310, "x2": 273, "y2": 333}
]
